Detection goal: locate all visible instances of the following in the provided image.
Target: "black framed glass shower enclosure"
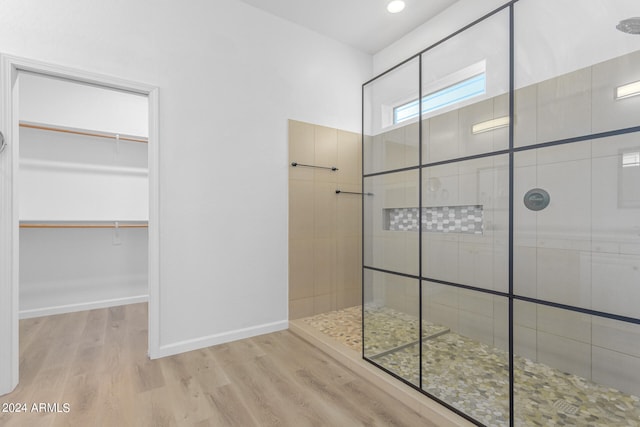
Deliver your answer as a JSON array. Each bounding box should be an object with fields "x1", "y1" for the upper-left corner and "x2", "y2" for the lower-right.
[{"x1": 362, "y1": 1, "x2": 640, "y2": 426}]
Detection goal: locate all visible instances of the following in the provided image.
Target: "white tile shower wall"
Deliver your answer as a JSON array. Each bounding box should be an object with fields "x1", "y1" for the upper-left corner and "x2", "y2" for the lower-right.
[
  {"x1": 365, "y1": 171, "x2": 419, "y2": 277},
  {"x1": 421, "y1": 155, "x2": 509, "y2": 292},
  {"x1": 496, "y1": 301, "x2": 538, "y2": 360},
  {"x1": 592, "y1": 346, "x2": 640, "y2": 397},
  {"x1": 424, "y1": 284, "x2": 508, "y2": 349},
  {"x1": 591, "y1": 253, "x2": 640, "y2": 319},
  {"x1": 535, "y1": 248, "x2": 592, "y2": 309},
  {"x1": 536, "y1": 154, "x2": 592, "y2": 253},
  {"x1": 385, "y1": 277, "x2": 419, "y2": 318},
  {"x1": 591, "y1": 134, "x2": 640, "y2": 256},
  {"x1": 537, "y1": 331, "x2": 592, "y2": 380},
  {"x1": 492, "y1": 297, "x2": 509, "y2": 352},
  {"x1": 592, "y1": 317, "x2": 640, "y2": 359},
  {"x1": 459, "y1": 289, "x2": 493, "y2": 315},
  {"x1": 591, "y1": 50, "x2": 640, "y2": 134},
  {"x1": 514, "y1": 325, "x2": 538, "y2": 362},
  {"x1": 365, "y1": 122, "x2": 419, "y2": 175},
  {"x1": 459, "y1": 310, "x2": 494, "y2": 345},
  {"x1": 367, "y1": 270, "x2": 419, "y2": 318},
  {"x1": 458, "y1": 243, "x2": 494, "y2": 289},
  {"x1": 536, "y1": 305, "x2": 591, "y2": 344},
  {"x1": 423, "y1": 235, "x2": 460, "y2": 284},
  {"x1": 514, "y1": 51, "x2": 640, "y2": 149},
  {"x1": 427, "y1": 109, "x2": 460, "y2": 163},
  {"x1": 458, "y1": 94, "x2": 509, "y2": 157},
  {"x1": 458, "y1": 290, "x2": 497, "y2": 345},
  {"x1": 513, "y1": 85, "x2": 538, "y2": 148},
  {"x1": 510, "y1": 128, "x2": 640, "y2": 392},
  {"x1": 427, "y1": 303, "x2": 460, "y2": 334},
  {"x1": 536, "y1": 67, "x2": 593, "y2": 143},
  {"x1": 423, "y1": 282, "x2": 460, "y2": 334}
]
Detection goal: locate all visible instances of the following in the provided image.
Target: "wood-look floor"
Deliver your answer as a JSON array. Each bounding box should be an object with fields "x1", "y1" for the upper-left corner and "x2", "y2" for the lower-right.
[{"x1": 0, "y1": 304, "x2": 437, "y2": 426}]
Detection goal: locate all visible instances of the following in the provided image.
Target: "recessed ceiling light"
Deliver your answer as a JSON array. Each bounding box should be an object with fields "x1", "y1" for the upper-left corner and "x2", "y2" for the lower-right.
[
  {"x1": 616, "y1": 17, "x2": 640, "y2": 35},
  {"x1": 387, "y1": 0, "x2": 405, "y2": 14}
]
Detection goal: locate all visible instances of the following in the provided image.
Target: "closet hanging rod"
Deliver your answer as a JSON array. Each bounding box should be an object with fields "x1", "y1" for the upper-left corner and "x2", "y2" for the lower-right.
[
  {"x1": 335, "y1": 190, "x2": 373, "y2": 196},
  {"x1": 20, "y1": 222, "x2": 148, "y2": 229},
  {"x1": 291, "y1": 162, "x2": 338, "y2": 171},
  {"x1": 19, "y1": 122, "x2": 148, "y2": 144}
]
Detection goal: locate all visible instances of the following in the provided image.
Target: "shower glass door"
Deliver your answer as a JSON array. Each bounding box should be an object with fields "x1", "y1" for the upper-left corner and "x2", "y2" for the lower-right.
[
  {"x1": 363, "y1": 1, "x2": 640, "y2": 426},
  {"x1": 513, "y1": 0, "x2": 640, "y2": 425},
  {"x1": 363, "y1": 57, "x2": 421, "y2": 385}
]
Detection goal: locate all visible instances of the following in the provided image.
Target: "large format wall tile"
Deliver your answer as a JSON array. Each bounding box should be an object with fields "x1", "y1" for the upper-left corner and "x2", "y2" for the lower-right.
[
  {"x1": 592, "y1": 346, "x2": 640, "y2": 397},
  {"x1": 536, "y1": 305, "x2": 591, "y2": 344},
  {"x1": 536, "y1": 248, "x2": 591, "y2": 308},
  {"x1": 513, "y1": 84, "x2": 538, "y2": 148},
  {"x1": 459, "y1": 310, "x2": 495, "y2": 346},
  {"x1": 592, "y1": 50, "x2": 640, "y2": 133},
  {"x1": 591, "y1": 252, "x2": 640, "y2": 319},
  {"x1": 537, "y1": 67, "x2": 592, "y2": 143},
  {"x1": 537, "y1": 331, "x2": 592, "y2": 380},
  {"x1": 592, "y1": 316, "x2": 640, "y2": 359},
  {"x1": 289, "y1": 120, "x2": 362, "y2": 319}
]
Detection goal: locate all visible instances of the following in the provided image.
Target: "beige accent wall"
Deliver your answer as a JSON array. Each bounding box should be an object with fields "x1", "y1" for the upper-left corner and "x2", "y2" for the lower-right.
[{"x1": 289, "y1": 119, "x2": 362, "y2": 319}]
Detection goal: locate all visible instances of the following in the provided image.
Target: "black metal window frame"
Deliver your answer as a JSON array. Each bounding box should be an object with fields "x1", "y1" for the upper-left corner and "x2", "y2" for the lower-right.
[{"x1": 361, "y1": 1, "x2": 640, "y2": 426}]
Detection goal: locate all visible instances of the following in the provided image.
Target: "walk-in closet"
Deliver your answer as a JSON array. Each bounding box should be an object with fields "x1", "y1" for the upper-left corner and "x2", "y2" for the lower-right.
[{"x1": 18, "y1": 72, "x2": 149, "y2": 319}]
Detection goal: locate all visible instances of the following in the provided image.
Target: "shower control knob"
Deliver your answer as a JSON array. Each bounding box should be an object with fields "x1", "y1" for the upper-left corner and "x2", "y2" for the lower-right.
[{"x1": 524, "y1": 188, "x2": 550, "y2": 211}]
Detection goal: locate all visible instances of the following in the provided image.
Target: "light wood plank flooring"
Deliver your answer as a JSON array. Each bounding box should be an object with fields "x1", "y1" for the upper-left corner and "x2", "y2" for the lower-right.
[{"x1": 0, "y1": 304, "x2": 438, "y2": 426}]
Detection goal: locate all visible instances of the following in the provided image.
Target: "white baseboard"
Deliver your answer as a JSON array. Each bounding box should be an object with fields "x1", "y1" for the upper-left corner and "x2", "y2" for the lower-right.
[
  {"x1": 18, "y1": 294, "x2": 149, "y2": 319},
  {"x1": 150, "y1": 319, "x2": 288, "y2": 359}
]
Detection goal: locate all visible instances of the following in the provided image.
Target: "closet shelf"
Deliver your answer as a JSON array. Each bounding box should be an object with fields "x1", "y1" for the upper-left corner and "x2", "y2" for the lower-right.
[
  {"x1": 20, "y1": 158, "x2": 148, "y2": 176},
  {"x1": 20, "y1": 121, "x2": 148, "y2": 144},
  {"x1": 20, "y1": 220, "x2": 148, "y2": 229}
]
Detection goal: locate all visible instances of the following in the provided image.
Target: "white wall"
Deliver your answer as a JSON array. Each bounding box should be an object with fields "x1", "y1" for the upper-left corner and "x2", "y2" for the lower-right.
[
  {"x1": 374, "y1": 0, "x2": 640, "y2": 87},
  {"x1": 0, "y1": 0, "x2": 371, "y2": 356},
  {"x1": 20, "y1": 227, "x2": 148, "y2": 318},
  {"x1": 19, "y1": 72, "x2": 148, "y2": 137},
  {"x1": 373, "y1": 0, "x2": 507, "y2": 75}
]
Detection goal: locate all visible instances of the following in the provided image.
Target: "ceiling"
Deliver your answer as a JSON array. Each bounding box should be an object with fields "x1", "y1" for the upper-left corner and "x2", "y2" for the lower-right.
[{"x1": 237, "y1": 0, "x2": 460, "y2": 54}]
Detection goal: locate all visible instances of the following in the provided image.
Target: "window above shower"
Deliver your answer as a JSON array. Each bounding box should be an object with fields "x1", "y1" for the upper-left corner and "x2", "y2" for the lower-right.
[{"x1": 393, "y1": 61, "x2": 487, "y2": 125}]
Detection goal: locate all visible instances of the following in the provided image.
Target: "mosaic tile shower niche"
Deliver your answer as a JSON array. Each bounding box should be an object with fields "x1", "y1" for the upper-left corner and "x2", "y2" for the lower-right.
[
  {"x1": 383, "y1": 205, "x2": 483, "y2": 234},
  {"x1": 362, "y1": 1, "x2": 640, "y2": 426}
]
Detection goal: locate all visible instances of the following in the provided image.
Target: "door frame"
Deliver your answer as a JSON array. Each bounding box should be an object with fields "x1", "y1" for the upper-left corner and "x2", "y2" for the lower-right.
[{"x1": 0, "y1": 54, "x2": 161, "y2": 395}]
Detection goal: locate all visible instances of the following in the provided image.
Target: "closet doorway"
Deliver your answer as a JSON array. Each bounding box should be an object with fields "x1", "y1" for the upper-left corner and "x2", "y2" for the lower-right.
[{"x1": 0, "y1": 56, "x2": 160, "y2": 395}]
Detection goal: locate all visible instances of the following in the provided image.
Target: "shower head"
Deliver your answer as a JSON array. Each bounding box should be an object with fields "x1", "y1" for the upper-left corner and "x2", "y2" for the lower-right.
[{"x1": 616, "y1": 17, "x2": 640, "y2": 35}]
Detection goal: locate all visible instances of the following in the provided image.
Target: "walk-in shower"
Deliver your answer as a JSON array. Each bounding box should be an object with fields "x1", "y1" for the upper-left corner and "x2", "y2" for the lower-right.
[{"x1": 362, "y1": 0, "x2": 640, "y2": 425}]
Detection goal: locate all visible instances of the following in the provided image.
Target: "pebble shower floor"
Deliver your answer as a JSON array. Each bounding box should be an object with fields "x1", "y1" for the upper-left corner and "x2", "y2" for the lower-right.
[{"x1": 302, "y1": 306, "x2": 640, "y2": 427}]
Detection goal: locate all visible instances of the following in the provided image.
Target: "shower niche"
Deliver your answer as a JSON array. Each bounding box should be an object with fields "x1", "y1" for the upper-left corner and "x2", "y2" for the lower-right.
[{"x1": 362, "y1": 1, "x2": 640, "y2": 426}]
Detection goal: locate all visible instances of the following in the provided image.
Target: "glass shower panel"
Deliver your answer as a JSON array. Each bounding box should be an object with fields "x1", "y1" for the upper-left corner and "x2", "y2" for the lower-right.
[
  {"x1": 513, "y1": 301, "x2": 640, "y2": 425},
  {"x1": 514, "y1": 134, "x2": 640, "y2": 318},
  {"x1": 363, "y1": 170, "x2": 419, "y2": 277},
  {"x1": 422, "y1": 281, "x2": 510, "y2": 426},
  {"x1": 514, "y1": 0, "x2": 640, "y2": 148},
  {"x1": 592, "y1": 134, "x2": 640, "y2": 319},
  {"x1": 420, "y1": 8, "x2": 510, "y2": 165},
  {"x1": 422, "y1": 155, "x2": 509, "y2": 292},
  {"x1": 363, "y1": 269, "x2": 419, "y2": 386},
  {"x1": 363, "y1": 58, "x2": 420, "y2": 175}
]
